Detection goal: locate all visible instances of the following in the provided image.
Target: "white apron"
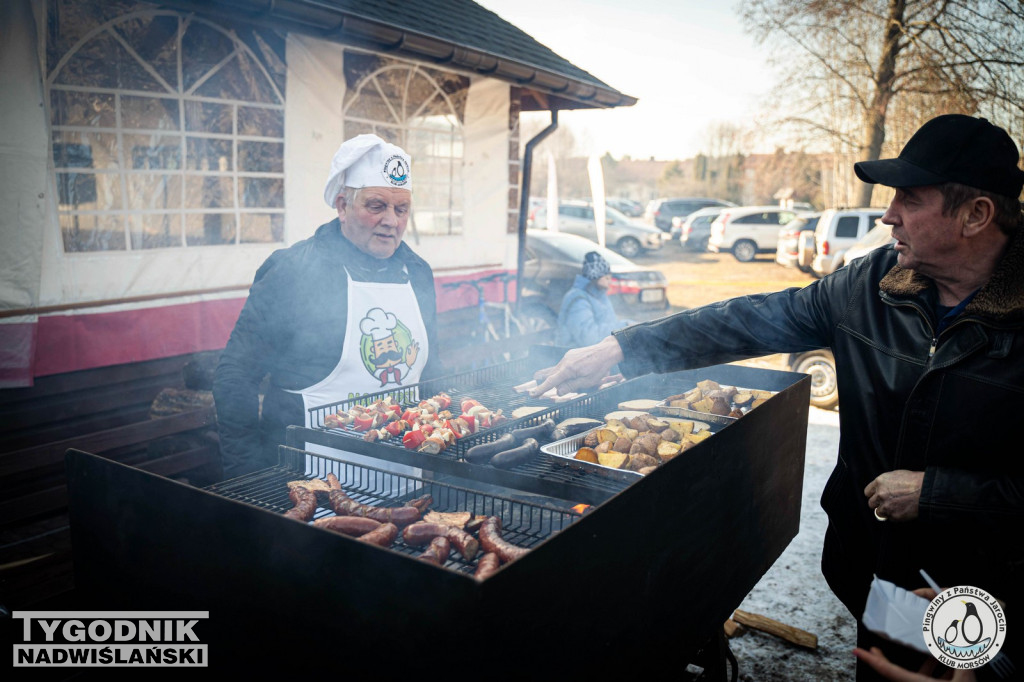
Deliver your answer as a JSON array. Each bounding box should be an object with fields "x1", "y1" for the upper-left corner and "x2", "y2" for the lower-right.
[{"x1": 288, "y1": 270, "x2": 429, "y2": 490}]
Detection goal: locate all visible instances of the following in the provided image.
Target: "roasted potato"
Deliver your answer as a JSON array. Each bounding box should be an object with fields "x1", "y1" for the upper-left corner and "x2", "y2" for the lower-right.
[
  {"x1": 628, "y1": 452, "x2": 659, "y2": 472},
  {"x1": 612, "y1": 436, "x2": 633, "y2": 453},
  {"x1": 659, "y1": 427, "x2": 681, "y2": 443},
  {"x1": 598, "y1": 451, "x2": 630, "y2": 469},
  {"x1": 686, "y1": 430, "x2": 712, "y2": 444},
  {"x1": 710, "y1": 396, "x2": 732, "y2": 416},
  {"x1": 656, "y1": 440, "x2": 682, "y2": 461},
  {"x1": 696, "y1": 379, "x2": 720, "y2": 393},
  {"x1": 575, "y1": 447, "x2": 599, "y2": 463}
]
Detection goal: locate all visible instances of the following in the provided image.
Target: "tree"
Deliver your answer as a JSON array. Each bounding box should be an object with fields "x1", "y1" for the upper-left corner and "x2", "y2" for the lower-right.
[{"x1": 741, "y1": 0, "x2": 1024, "y2": 206}]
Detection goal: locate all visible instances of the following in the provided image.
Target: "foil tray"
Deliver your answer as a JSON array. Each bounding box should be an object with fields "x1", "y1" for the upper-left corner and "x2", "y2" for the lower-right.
[
  {"x1": 540, "y1": 418, "x2": 713, "y2": 483},
  {"x1": 654, "y1": 386, "x2": 776, "y2": 426}
]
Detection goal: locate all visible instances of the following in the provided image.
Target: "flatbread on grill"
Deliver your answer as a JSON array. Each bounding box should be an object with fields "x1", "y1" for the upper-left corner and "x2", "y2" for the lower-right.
[
  {"x1": 511, "y1": 406, "x2": 546, "y2": 419},
  {"x1": 423, "y1": 510, "x2": 472, "y2": 529},
  {"x1": 617, "y1": 399, "x2": 661, "y2": 411},
  {"x1": 287, "y1": 478, "x2": 333, "y2": 492}
]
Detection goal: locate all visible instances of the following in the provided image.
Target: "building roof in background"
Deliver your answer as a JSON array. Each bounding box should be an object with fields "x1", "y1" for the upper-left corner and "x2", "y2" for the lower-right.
[{"x1": 157, "y1": 0, "x2": 637, "y2": 110}]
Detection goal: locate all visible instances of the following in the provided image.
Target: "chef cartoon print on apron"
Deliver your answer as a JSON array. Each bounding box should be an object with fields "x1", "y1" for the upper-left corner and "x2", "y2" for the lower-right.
[{"x1": 288, "y1": 269, "x2": 428, "y2": 488}]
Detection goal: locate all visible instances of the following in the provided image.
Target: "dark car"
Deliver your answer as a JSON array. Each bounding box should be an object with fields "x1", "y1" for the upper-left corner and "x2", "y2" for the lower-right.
[
  {"x1": 644, "y1": 197, "x2": 735, "y2": 232},
  {"x1": 607, "y1": 198, "x2": 644, "y2": 217},
  {"x1": 676, "y1": 207, "x2": 726, "y2": 251},
  {"x1": 522, "y1": 229, "x2": 669, "y2": 321}
]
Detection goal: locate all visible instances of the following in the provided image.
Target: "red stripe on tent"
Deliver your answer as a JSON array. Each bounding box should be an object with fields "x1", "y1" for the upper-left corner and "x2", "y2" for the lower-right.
[
  {"x1": 34, "y1": 297, "x2": 246, "y2": 377},
  {"x1": 0, "y1": 322, "x2": 37, "y2": 387}
]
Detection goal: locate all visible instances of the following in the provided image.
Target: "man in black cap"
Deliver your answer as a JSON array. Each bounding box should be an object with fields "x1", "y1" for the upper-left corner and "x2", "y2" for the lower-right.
[{"x1": 531, "y1": 114, "x2": 1024, "y2": 679}]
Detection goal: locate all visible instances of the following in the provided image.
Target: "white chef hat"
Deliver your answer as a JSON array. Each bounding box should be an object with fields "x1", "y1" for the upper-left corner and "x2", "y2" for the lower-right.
[
  {"x1": 323, "y1": 134, "x2": 412, "y2": 208},
  {"x1": 359, "y1": 308, "x2": 398, "y2": 341}
]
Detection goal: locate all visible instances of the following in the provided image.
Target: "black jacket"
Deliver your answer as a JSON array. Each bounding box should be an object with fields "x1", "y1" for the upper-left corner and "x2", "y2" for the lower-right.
[
  {"x1": 213, "y1": 220, "x2": 443, "y2": 478},
  {"x1": 614, "y1": 232, "x2": 1024, "y2": 621}
]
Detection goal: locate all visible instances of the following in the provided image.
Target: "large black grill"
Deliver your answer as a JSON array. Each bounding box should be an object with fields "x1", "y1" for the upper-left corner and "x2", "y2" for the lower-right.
[{"x1": 66, "y1": 359, "x2": 811, "y2": 678}]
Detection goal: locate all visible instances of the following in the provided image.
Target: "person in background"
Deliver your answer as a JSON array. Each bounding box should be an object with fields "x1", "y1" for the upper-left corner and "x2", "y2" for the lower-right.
[
  {"x1": 213, "y1": 134, "x2": 443, "y2": 479},
  {"x1": 530, "y1": 114, "x2": 1024, "y2": 680},
  {"x1": 555, "y1": 250, "x2": 627, "y2": 348}
]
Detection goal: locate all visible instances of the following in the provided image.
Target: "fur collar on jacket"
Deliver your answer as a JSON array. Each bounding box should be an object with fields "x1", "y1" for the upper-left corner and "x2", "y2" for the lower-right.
[{"x1": 879, "y1": 228, "x2": 1024, "y2": 323}]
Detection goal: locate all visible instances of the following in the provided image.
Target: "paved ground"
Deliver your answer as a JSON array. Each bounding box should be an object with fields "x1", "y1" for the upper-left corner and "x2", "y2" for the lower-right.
[{"x1": 634, "y1": 245, "x2": 858, "y2": 680}]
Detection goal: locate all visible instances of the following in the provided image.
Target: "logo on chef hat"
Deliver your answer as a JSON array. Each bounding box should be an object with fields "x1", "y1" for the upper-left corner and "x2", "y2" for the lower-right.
[
  {"x1": 359, "y1": 307, "x2": 419, "y2": 386},
  {"x1": 382, "y1": 155, "x2": 409, "y2": 187}
]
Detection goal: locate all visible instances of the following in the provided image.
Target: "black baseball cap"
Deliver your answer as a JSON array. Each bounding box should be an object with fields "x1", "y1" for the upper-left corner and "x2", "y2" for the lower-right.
[{"x1": 854, "y1": 114, "x2": 1024, "y2": 199}]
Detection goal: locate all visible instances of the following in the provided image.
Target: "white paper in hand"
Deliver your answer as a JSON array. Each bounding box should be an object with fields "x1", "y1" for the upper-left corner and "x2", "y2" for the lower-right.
[{"x1": 861, "y1": 575, "x2": 931, "y2": 654}]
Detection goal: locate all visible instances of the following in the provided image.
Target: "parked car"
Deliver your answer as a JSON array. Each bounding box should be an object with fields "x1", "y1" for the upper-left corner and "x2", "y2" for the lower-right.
[
  {"x1": 775, "y1": 213, "x2": 821, "y2": 271},
  {"x1": 708, "y1": 206, "x2": 799, "y2": 262},
  {"x1": 529, "y1": 201, "x2": 665, "y2": 258},
  {"x1": 811, "y1": 207, "x2": 886, "y2": 277},
  {"x1": 644, "y1": 197, "x2": 735, "y2": 232},
  {"x1": 841, "y1": 220, "x2": 896, "y2": 266},
  {"x1": 607, "y1": 197, "x2": 644, "y2": 217},
  {"x1": 677, "y1": 207, "x2": 727, "y2": 252},
  {"x1": 522, "y1": 229, "x2": 669, "y2": 320},
  {"x1": 787, "y1": 349, "x2": 838, "y2": 410}
]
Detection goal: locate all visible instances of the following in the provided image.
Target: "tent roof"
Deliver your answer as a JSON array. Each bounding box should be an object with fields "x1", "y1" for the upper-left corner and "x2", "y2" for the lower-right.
[{"x1": 157, "y1": 0, "x2": 637, "y2": 110}]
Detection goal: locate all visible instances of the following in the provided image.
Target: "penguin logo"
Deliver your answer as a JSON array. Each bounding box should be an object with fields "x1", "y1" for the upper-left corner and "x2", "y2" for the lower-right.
[
  {"x1": 961, "y1": 602, "x2": 983, "y2": 644},
  {"x1": 922, "y1": 586, "x2": 1006, "y2": 669},
  {"x1": 382, "y1": 155, "x2": 409, "y2": 186},
  {"x1": 943, "y1": 619, "x2": 960, "y2": 644}
]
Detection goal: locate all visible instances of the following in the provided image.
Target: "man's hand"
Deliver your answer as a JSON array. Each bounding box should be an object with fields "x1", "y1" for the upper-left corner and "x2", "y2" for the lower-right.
[
  {"x1": 853, "y1": 646, "x2": 972, "y2": 681},
  {"x1": 864, "y1": 470, "x2": 925, "y2": 522},
  {"x1": 530, "y1": 336, "x2": 624, "y2": 397}
]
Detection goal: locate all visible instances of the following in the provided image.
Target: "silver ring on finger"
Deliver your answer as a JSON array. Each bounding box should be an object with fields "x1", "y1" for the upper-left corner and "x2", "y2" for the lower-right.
[{"x1": 874, "y1": 507, "x2": 888, "y2": 522}]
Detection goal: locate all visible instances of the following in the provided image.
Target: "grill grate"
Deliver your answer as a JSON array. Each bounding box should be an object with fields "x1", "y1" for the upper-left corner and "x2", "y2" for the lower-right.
[
  {"x1": 205, "y1": 448, "x2": 582, "y2": 576},
  {"x1": 293, "y1": 365, "x2": 740, "y2": 502}
]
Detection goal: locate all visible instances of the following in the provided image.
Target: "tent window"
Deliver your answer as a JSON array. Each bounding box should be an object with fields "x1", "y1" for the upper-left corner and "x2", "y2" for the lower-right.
[
  {"x1": 45, "y1": 1, "x2": 285, "y2": 252},
  {"x1": 343, "y1": 52, "x2": 468, "y2": 236}
]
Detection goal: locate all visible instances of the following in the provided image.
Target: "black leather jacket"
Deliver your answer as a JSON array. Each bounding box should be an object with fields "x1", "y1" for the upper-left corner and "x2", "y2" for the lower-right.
[
  {"x1": 213, "y1": 220, "x2": 443, "y2": 479},
  {"x1": 614, "y1": 231, "x2": 1024, "y2": 621}
]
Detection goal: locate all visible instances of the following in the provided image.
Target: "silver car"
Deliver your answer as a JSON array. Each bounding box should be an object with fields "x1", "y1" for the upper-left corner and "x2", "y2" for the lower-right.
[{"x1": 530, "y1": 201, "x2": 665, "y2": 258}]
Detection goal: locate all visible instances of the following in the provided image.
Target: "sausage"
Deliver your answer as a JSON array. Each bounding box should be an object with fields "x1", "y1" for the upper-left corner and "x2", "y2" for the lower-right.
[
  {"x1": 328, "y1": 490, "x2": 422, "y2": 526},
  {"x1": 407, "y1": 494, "x2": 434, "y2": 512},
  {"x1": 463, "y1": 433, "x2": 516, "y2": 464},
  {"x1": 357, "y1": 522, "x2": 398, "y2": 548},
  {"x1": 479, "y1": 516, "x2": 529, "y2": 563},
  {"x1": 509, "y1": 419, "x2": 555, "y2": 443},
  {"x1": 283, "y1": 487, "x2": 318, "y2": 521},
  {"x1": 488, "y1": 438, "x2": 540, "y2": 469},
  {"x1": 326, "y1": 472, "x2": 342, "y2": 489},
  {"x1": 312, "y1": 515, "x2": 382, "y2": 537},
  {"x1": 418, "y1": 536, "x2": 451, "y2": 565},
  {"x1": 402, "y1": 522, "x2": 480, "y2": 561},
  {"x1": 464, "y1": 516, "x2": 487, "y2": 534},
  {"x1": 474, "y1": 552, "x2": 501, "y2": 581}
]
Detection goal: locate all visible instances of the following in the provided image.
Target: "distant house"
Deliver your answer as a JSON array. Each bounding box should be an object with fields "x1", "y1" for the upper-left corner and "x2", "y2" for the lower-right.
[{"x1": 0, "y1": 0, "x2": 635, "y2": 386}]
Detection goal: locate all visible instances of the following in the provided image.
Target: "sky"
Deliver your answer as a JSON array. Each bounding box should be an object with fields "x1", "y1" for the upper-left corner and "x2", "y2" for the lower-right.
[{"x1": 475, "y1": 0, "x2": 780, "y2": 161}]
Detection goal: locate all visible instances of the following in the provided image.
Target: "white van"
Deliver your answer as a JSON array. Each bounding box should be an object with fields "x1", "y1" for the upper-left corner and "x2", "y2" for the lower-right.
[
  {"x1": 708, "y1": 206, "x2": 798, "y2": 262},
  {"x1": 811, "y1": 208, "x2": 886, "y2": 277}
]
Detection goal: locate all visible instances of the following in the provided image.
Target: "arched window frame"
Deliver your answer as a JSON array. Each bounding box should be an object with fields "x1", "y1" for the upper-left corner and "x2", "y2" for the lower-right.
[
  {"x1": 46, "y1": 5, "x2": 286, "y2": 252},
  {"x1": 342, "y1": 52, "x2": 467, "y2": 236}
]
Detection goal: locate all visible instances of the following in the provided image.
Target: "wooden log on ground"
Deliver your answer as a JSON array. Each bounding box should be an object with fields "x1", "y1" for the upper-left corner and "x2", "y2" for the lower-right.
[
  {"x1": 723, "y1": 618, "x2": 746, "y2": 638},
  {"x1": 732, "y1": 609, "x2": 818, "y2": 650}
]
